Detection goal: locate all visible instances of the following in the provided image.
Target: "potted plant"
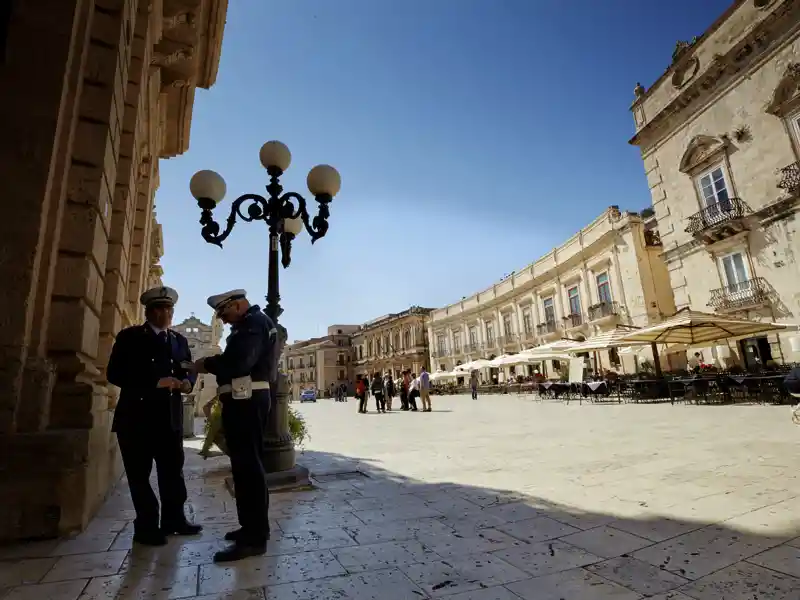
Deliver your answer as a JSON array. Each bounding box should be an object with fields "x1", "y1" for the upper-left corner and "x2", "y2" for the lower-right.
[{"x1": 200, "y1": 396, "x2": 309, "y2": 458}]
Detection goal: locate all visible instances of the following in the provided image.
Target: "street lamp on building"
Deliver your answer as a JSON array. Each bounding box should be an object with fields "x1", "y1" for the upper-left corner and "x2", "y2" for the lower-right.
[{"x1": 189, "y1": 140, "x2": 341, "y2": 476}]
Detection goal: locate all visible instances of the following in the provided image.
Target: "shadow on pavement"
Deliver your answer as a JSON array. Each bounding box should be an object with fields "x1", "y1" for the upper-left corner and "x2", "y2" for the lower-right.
[{"x1": 291, "y1": 447, "x2": 800, "y2": 599}]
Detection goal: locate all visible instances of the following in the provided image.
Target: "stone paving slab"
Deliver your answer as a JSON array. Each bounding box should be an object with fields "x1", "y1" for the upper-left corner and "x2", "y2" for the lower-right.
[{"x1": 1, "y1": 395, "x2": 800, "y2": 598}]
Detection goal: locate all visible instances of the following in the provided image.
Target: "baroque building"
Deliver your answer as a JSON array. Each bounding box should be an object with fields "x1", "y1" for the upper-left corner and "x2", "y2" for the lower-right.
[
  {"x1": 352, "y1": 307, "x2": 433, "y2": 378},
  {"x1": 174, "y1": 314, "x2": 223, "y2": 412},
  {"x1": 0, "y1": 0, "x2": 228, "y2": 541},
  {"x1": 630, "y1": 0, "x2": 800, "y2": 368},
  {"x1": 279, "y1": 325, "x2": 360, "y2": 399},
  {"x1": 428, "y1": 207, "x2": 676, "y2": 375}
]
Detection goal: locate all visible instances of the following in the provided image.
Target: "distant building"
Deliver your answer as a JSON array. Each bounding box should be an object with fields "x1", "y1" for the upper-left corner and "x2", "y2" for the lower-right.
[
  {"x1": 279, "y1": 325, "x2": 360, "y2": 399},
  {"x1": 173, "y1": 314, "x2": 224, "y2": 412},
  {"x1": 351, "y1": 307, "x2": 433, "y2": 378},
  {"x1": 428, "y1": 207, "x2": 676, "y2": 375}
]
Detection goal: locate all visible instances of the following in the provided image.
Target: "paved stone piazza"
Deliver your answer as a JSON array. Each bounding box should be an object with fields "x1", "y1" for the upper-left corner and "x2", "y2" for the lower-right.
[{"x1": 2, "y1": 395, "x2": 800, "y2": 599}]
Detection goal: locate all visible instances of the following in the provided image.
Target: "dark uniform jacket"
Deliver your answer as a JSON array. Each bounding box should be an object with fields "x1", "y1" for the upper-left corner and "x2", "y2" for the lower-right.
[
  {"x1": 108, "y1": 324, "x2": 194, "y2": 434},
  {"x1": 203, "y1": 305, "x2": 277, "y2": 399}
]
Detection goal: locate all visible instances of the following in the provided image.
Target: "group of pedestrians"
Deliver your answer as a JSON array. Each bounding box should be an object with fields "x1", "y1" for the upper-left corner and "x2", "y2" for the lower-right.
[{"x1": 353, "y1": 367, "x2": 433, "y2": 413}]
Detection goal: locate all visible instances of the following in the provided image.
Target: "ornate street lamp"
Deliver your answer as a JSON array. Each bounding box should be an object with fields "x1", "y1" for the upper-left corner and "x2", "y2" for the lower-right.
[{"x1": 189, "y1": 140, "x2": 341, "y2": 476}]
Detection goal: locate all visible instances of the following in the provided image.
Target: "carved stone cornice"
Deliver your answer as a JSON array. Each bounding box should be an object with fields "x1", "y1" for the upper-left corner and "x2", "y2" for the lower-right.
[
  {"x1": 630, "y1": 0, "x2": 800, "y2": 148},
  {"x1": 151, "y1": 47, "x2": 193, "y2": 67},
  {"x1": 765, "y1": 61, "x2": 800, "y2": 115},
  {"x1": 163, "y1": 11, "x2": 196, "y2": 30}
]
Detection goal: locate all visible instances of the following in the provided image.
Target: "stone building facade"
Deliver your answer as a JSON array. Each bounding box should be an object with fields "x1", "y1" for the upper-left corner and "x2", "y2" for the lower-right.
[
  {"x1": 279, "y1": 325, "x2": 360, "y2": 400},
  {"x1": 0, "y1": 0, "x2": 228, "y2": 541},
  {"x1": 428, "y1": 207, "x2": 676, "y2": 375},
  {"x1": 173, "y1": 314, "x2": 223, "y2": 412},
  {"x1": 630, "y1": 0, "x2": 800, "y2": 368},
  {"x1": 352, "y1": 307, "x2": 433, "y2": 379}
]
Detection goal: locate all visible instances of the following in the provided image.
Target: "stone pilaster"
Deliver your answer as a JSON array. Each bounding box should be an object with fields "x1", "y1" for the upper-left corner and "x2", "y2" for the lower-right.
[
  {"x1": 0, "y1": 0, "x2": 90, "y2": 435},
  {"x1": 99, "y1": 0, "x2": 152, "y2": 401},
  {"x1": 46, "y1": 0, "x2": 141, "y2": 534}
]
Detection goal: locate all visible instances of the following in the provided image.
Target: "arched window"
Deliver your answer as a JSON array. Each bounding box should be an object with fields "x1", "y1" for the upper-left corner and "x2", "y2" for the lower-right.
[{"x1": 404, "y1": 329, "x2": 411, "y2": 348}]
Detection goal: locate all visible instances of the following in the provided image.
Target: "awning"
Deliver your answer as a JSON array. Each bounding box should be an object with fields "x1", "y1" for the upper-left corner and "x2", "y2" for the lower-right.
[{"x1": 618, "y1": 309, "x2": 788, "y2": 345}]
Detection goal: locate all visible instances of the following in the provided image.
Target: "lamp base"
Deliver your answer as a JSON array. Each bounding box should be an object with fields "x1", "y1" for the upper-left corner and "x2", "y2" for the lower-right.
[{"x1": 263, "y1": 371, "x2": 296, "y2": 473}]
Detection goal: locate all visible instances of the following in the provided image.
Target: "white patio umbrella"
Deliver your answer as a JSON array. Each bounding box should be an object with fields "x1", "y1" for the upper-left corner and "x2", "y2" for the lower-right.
[
  {"x1": 521, "y1": 339, "x2": 583, "y2": 354},
  {"x1": 429, "y1": 370, "x2": 458, "y2": 381},
  {"x1": 454, "y1": 359, "x2": 493, "y2": 372},
  {"x1": 564, "y1": 329, "x2": 651, "y2": 353},
  {"x1": 618, "y1": 309, "x2": 788, "y2": 375},
  {"x1": 618, "y1": 309, "x2": 787, "y2": 345},
  {"x1": 489, "y1": 354, "x2": 543, "y2": 367}
]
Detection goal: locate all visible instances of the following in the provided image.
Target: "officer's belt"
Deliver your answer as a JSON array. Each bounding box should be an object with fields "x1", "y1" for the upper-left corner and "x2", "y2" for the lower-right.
[{"x1": 217, "y1": 381, "x2": 270, "y2": 394}]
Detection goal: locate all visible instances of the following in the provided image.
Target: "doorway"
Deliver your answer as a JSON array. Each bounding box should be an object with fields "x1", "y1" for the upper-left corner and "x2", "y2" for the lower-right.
[{"x1": 739, "y1": 336, "x2": 773, "y2": 371}]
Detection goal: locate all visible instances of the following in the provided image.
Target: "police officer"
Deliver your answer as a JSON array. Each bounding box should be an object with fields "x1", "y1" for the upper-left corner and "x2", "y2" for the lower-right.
[
  {"x1": 107, "y1": 286, "x2": 202, "y2": 546},
  {"x1": 192, "y1": 289, "x2": 277, "y2": 563}
]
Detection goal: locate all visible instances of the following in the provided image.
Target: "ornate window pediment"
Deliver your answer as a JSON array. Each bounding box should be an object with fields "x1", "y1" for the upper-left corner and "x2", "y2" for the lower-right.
[
  {"x1": 679, "y1": 135, "x2": 728, "y2": 174},
  {"x1": 765, "y1": 63, "x2": 800, "y2": 117}
]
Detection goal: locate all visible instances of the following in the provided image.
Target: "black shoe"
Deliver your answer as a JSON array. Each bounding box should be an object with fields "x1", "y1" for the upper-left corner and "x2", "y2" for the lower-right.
[
  {"x1": 213, "y1": 542, "x2": 267, "y2": 563},
  {"x1": 224, "y1": 528, "x2": 270, "y2": 542},
  {"x1": 162, "y1": 521, "x2": 203, "y2": 536},
  {"x1": 133, "y1": 531, "x2": 167, "y2": 546}
]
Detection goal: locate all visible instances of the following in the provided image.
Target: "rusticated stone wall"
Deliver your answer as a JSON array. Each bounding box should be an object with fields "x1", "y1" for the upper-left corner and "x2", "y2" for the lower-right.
[{"x1": 0, "y1": 0, "x2": 227, "y2": 542}]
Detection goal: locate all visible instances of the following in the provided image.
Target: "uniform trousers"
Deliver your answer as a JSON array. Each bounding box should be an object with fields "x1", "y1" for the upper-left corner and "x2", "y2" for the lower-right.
[
  {"x1": 221, "y1": 391, "x2": 270, "y2": 545},
  {"x1": 117, "y1": 427, "x2": 187, "y2": 534}
]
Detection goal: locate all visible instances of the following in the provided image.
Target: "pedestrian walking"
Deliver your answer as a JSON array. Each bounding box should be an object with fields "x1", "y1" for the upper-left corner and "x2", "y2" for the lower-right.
[
  {"x1": 107, "y1": 286, "x2": 202, "y2": 547},
  {"x1": 408, "y1": 372, "x2": 420, "y2": 411},
  {"x1": 356, "y1": 375, "x2": 368, "y2": 413},
  {"x1": 371, "y1": 373, "x2": 386, "y2": 413},
  {"x1": 384, "y1": 373, "x2": 395, "y2": 411},
  {"x1": 400, "y1": 370, "x2": 411, "y2": 410},
  {"x1": 419, "y1": 366, "x2": 432, "y2": 412},
  {"x1": 470, "y1": 370, "x2": 479, "y2": 400},
  {"x1": 193, "y1": 289, "x2": 278, "y2": 562}
]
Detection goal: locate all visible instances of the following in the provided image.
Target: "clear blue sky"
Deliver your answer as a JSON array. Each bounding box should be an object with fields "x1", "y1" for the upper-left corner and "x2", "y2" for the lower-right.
[{"x1": 157, "y1": 0, "x2": 730, "y2": 341}]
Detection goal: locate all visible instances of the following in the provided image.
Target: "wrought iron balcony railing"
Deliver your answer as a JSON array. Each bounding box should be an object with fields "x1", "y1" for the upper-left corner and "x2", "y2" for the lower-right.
[
  {"x1": 536, "y1": 321, "x2": 558, "y2": 335},
  {"x1": 685, "y1": 197, "x2": 750, "y2": 235},
  {"x1": 563, "y1": 313, "x2": 584, "y2": 328},
  {"x1": 588, "y1": 301, "x2": 620, "y2": 321},
  {"x1": 708, "y1": 277, "x2": 770, "y2": 310},
  {"x1": 778, "y1": 161, "x2": 800, "y2": 195},
  {"x1": 464, "y1": 344, "x2": 480, "y2": 354}
]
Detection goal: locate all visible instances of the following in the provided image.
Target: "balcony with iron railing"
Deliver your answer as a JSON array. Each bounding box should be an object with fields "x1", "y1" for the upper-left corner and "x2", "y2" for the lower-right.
[
  {"x1": 562, "y1": 313, "x2": 584, "y2": 329},
  {"x1": 685, "y1": 197, "x2": 751, "y2": 243},
  {"x1": 778, "y1": 161, "x2": 800, "y2": 196},
  {"x1": 588, "y1": 301, "x2": 621, "y2": 322},
  {"x1": 464, "y1": 343, "x2": 480, "y2": 354},
  {"x1": 484, "y1": 337, "x2": 497, "y2": 349},
  {"x1": 497, "y1": 335, "x2": 519, "y2": 349},
  {"x1": 708, "y1": 277, "x2": 771, "y2": 311},
  {"x1": 536, "y1": 321, "x2": 559, "y2": 336}
]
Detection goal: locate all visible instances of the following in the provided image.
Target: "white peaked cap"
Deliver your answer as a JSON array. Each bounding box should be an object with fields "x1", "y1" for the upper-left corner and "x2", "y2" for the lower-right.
[
  {"x1": 140, "y1": 286, "x2": 179, "y2": 307},
  {"x1": 207, "y1": 289, "x2": 247, "y2": 311}
]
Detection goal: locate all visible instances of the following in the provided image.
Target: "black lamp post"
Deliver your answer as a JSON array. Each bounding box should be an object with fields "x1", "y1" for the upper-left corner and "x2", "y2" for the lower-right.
[{"x1": 189, "y1": 140, "x2": 341, "y2": 474}]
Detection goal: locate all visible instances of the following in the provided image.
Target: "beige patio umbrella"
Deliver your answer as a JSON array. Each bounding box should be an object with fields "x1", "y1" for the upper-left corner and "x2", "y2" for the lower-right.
[{"x1": 618, "y1": 308, "x2": 788, "y2": 376}]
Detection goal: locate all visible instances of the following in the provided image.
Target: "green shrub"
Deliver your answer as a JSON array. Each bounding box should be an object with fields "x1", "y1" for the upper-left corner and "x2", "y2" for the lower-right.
[{"x1": 200, "y1": 398, "x2": 309, "y2": 459}]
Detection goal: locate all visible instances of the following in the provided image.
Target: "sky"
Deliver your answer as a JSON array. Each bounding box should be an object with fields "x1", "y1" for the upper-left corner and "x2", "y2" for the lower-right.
[{"x1": 158, "y1": 0, "x2": 732, "y2": 341}]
